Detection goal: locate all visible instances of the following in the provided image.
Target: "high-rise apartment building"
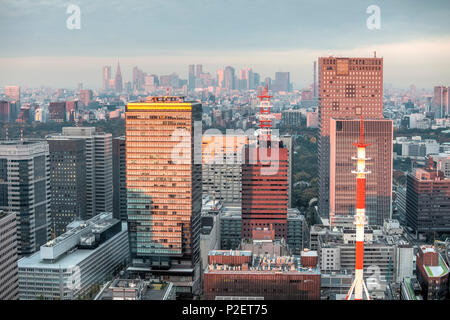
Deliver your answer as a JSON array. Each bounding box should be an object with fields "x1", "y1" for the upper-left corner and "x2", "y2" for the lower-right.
[
  {"x1": 0, "y1": 211, "x2": 19, "y2": 300},
  {"x1": 318, "y1": 56, "x2": 384, "y2": 221},
  {"x1": 113, "y1": 136, "x2": 127, "y2": 221},
  {"x1": 47, "y1": 138, "x2": 86, "y2": 236},
  {"x1": 329, "y1": 118, "x2": 393, "y2": 226},
  {"x1": 125, "y1": 96, "x2": 202, "y2": 297},
  {"x1": 50, "y1": 127, "x2": 113, "y2": 219},
  {"x1": 0, "y1": 140, "x2": 51, "y2": 256}
]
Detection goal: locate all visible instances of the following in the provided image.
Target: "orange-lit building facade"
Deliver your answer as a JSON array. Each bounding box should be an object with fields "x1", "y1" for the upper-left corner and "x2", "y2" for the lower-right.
[
  {"x1": 329, "y1": 118, "x2": 393, "y2": 226},
  {"x1": 125, "y1": 97, "x2": 202, "y2": 268},
  {"x1": 318, "y1": 56, "x2": 385, "y2": 221},
  {"x1": 242, "y1": 142, "x2": 289, "y2": 240}
]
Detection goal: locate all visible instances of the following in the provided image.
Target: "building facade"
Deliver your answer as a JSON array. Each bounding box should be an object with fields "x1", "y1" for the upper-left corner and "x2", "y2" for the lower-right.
[
  {"x1": 329, "y1": 118, "x2": 393, "y2": 226},
  {"x1": 204, "y1": 248, "x2": 320, "y2": 300},
  {"x1": 318, "y1": 56, "x2": 384, "y2": 220},
  {"x1": 202, "y1": 133, "x2": 247, "y2": 205},
  {"x1": 0, "y1": 140, "x2": 51, "y2": 256},
  {"x1": 125, "y1": 96, "x2": 202, "y2": 297},
  {"x1": 242, "y1": 142, "x2": 289, "y2": 240},
  {"x1": 406, "y1": 166, "x2": 450, "y2": 235},
  {"x1": 0, "y1": 211, "x2": 19, "y2": 300},
  {"x1": 18, "y1": 212, "x2": 129, "y2": 300},
  {"x1": 54, "y1": 127, "x2": 113, "y2": 219},
  {"x1": 48, "y1": 138, "x2": 86, "y2": 236},
  {"x1": 415, "y1": 245, "x2": 449, "y2": 300},
  {"x1": 113, "y1": 136, "x2": 127, "y2": 221}
]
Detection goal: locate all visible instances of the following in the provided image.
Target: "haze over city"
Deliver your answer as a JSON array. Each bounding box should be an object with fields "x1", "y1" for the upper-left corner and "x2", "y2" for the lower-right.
[{"x1": 1, "y1": 0, "x2": 449, "y2": 88}]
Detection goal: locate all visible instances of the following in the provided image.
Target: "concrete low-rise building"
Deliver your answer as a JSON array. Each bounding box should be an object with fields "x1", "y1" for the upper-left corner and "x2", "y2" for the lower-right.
[
  {"x1": 315, "y1": 221, "x2": 413, "y2": 286},
  {"x1": 18, "y1": 212, "x2": 129, "y2": 300}
]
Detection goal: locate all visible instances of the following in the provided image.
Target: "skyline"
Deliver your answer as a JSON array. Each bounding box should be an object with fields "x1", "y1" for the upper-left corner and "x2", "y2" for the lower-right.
[{"x1": 1, "y1": 0, "x2": 449, "y2": 88}]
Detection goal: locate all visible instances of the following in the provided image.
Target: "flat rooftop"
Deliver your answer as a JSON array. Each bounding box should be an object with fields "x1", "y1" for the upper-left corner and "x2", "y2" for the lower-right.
[{"x1": 19, "y1": 222, "x2": 126, "y2": 269}]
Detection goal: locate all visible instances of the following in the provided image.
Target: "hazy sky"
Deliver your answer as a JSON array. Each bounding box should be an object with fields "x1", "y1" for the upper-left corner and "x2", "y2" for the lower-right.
[{"x1": 1, "y1": 0, "x2": 449, "y2": 89}]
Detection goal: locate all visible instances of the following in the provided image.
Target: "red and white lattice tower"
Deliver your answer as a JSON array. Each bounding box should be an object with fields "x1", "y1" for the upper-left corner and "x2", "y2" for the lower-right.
[
  {"x1": 346, "y1": 115, "x2": 371, "y2": 301},
  {"x1": 257, "y1": 85, "x2": 273, "y2": 142}
]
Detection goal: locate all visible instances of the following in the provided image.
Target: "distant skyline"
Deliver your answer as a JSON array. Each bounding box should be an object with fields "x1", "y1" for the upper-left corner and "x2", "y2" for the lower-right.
[{"x1": 1, "y1": 0, "x2": 449, "y2": 89}]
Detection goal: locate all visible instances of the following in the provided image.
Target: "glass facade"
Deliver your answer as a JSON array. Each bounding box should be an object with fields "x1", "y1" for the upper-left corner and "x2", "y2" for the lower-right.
[{"x1": 126, "y1": 99, "x2": 202, "y2": 266}]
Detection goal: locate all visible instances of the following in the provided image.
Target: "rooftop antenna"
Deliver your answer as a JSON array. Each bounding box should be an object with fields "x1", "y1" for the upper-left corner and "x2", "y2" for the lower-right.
[
  {"x1": 257, "y1": 84, "x2": 273, "y2": 143},
  {"x1": 5, "y1": 124, "x2": 8, "y2": 140},
  {"x1": 20, "y1": 127, "x2": 23, "y2": 144}
]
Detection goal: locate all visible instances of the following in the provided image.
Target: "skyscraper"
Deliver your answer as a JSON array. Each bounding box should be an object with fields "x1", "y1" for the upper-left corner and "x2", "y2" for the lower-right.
[
  {"x1": 329, "y1": 118, "x2": 393, "y2": 226},
  {"x1": 224, "y1": 66, "x2": 235, "y2": 91},
  {"x1": 125, "y1": 96, "x2": 202, "y2": 297},
  {"x1": 102, "y1": 66, "x2": 111, "y2": 90},
  {"x1": 217, "y1": 69, "x2": 224, "y2": 88},
  {"x1": 242, "y1": 142, "x2": 289, "y2": 240},
  {"x1": 432, "y1": 86, "x2": 449, "y2": 118},
  {"x1": 114, "y1": 61, "x2": 123, "y2": 93},
  {"x1": 113, "y1": 136, "x2": 127, "y2": 221},
  {"x1": 47, "y1": 138, "x2": 86, "y2": 236},
  {"x1": 318, "y1": 56, "x2": 384, "y2": 221},
  {"x1": 273, "y1": 72, "x2": 290, "y2": 92},
  {"x1": 132, "y1": 66, "x2": 145, "y2": 91},
  {"x1": 188, "y1": 64, "x2": 195, "y2": 90},
  {"x1": 0, "y1": 140, "x2": 51, "y2": 256},
  {"x1": 313, "y1": 61, "x2": 317, "y2": 98},
  {"x1": 195, "y1": 64, "x2": 203, "y2": 78},
  {"x1": 50, "y1": 127, "x2": 113, "y2": 219}
]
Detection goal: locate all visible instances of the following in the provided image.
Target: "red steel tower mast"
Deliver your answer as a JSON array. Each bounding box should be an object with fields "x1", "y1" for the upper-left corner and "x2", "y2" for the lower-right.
[
  {"x1": 346, "y1": 115, "x2": 371, "y2": 300},
  {"x1": 257, "y1": 85, "x2": 273, "y2": 142}
]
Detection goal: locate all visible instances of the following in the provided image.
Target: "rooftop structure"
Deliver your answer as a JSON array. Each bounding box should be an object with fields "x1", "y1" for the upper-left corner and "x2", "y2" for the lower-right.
[
  {"x1": 18, "y1": 212, "x2": 129, "y2": 300},
  {"x1": 204, "y1": 245, "x2": 320, "y2": 300}
]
